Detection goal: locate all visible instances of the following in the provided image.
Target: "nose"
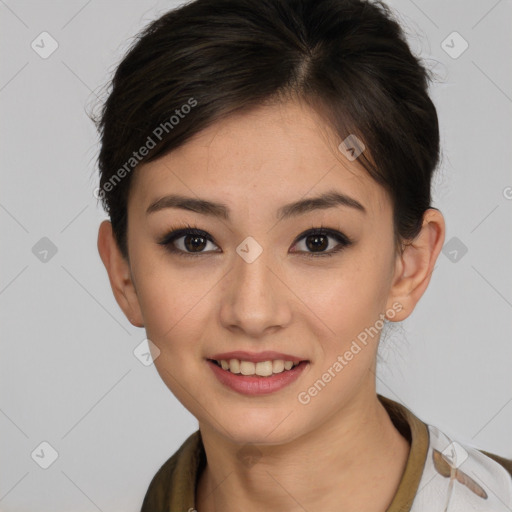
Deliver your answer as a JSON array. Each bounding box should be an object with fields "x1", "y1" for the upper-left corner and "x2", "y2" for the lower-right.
[{"x1": 219, "y1": 243, "x2": 292, "y2": 338}]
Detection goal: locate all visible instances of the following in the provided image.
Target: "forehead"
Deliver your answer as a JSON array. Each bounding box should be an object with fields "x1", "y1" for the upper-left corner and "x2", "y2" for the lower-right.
[{"x1": 129, "y1": 100, "x2": 390, "y2": 220}]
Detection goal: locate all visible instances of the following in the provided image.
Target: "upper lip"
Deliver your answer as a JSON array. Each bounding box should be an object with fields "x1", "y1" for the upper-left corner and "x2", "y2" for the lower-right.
[{"x1": 208, "y1": 351, "x2": 307, "y2": 364}]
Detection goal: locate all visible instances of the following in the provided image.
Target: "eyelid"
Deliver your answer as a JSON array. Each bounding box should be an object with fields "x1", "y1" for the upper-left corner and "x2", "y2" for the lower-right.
[
  {"x1": 158, "y1": 224, "x2": 353, "y2": 258},
  {"x1": 158, "y1": 225, "x2": 214, "y2": 245},
  {"x1": 290, "y1": 227, "x2": 351, "y2": 246},
  {"x1": 290, "y1": 227, "x2": 353, "y2": 258},
  {"x1": 157, "y1": 224, "x2": 220, "y2": 258}
]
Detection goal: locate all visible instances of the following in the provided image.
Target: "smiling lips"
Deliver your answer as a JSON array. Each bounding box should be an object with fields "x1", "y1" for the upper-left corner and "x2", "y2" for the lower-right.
[
  {"x1": 208, "y1": 350, "x2": 307, "y2": 377},
  {"x1": 207, "y1": 350, "x2": 309, "y2": 395},
  {"x1": 212, "y1": 358, "x2": 300, "y2": 377}
]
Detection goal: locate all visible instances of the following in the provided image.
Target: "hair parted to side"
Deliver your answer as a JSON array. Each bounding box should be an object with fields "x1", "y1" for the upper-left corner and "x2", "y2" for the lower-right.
[{"x1": 89, "y1": 0, "x2": 440, "y2": 261}]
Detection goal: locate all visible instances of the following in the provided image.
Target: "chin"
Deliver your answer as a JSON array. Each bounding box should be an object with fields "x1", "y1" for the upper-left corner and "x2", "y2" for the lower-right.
[{"x1": 210, "y1": 408, "x2": 303, "y2": 447}]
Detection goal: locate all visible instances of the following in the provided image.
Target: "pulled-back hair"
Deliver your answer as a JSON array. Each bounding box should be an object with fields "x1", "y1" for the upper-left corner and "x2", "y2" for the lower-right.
[{"x1": 90, "y1": 0, "x2": 440, "y2": 260}]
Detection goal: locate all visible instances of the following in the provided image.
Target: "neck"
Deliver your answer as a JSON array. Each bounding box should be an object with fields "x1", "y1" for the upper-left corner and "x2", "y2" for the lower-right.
[{"x1": 196, "y1": 391, "x2": 410, "y2": 512}]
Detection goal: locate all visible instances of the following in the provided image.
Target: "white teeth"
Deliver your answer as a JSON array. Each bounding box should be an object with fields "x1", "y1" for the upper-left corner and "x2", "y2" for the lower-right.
[
  {"x1": 229, "y1": 358, "x2": 241, "y2": 374},
  {"x1": 272, "y1": 360, "x2": 285, "y2": 373},
  {"x1": 240, "y1": 361, "x2": 255, "y2": 375},
  {"x1": 215, "y1": 358, "x2": 301, "y2": 376},
  {"x1": 255, "y1": 361, "x2": 273, "y2": 377}
]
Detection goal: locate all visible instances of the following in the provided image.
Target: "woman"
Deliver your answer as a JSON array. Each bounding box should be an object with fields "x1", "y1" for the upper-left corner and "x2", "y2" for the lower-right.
[{"x1": 92, "y1": 0, "x2": 512, "y2": 510}]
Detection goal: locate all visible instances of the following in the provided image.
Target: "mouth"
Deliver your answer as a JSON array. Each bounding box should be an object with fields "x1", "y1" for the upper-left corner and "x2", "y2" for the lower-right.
[
  {"x1": 207, "y1": 350, "x2": 309, "y2": 375},
  {"x1": 207, "y1": 358, "x2": 306, "y2": 377},
  {"x1": 206, "y1": 354, "x2": 310, "y2": 395}
]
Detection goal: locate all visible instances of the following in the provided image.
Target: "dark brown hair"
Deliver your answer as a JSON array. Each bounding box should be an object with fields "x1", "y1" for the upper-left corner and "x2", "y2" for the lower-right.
[{"x1": 89, "y1": 0, "x2": 440, "y2": 260}]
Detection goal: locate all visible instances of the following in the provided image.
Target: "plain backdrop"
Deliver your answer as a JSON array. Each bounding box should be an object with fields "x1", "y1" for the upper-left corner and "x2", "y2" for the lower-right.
[{"x1": 1, "y1": 0, "x2": 511, "y2": 510}]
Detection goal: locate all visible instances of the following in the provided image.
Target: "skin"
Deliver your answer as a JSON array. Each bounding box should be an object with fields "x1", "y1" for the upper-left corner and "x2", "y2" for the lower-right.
[{"x1": 97, "y1": 98, "x2": 445, "y2": 511}]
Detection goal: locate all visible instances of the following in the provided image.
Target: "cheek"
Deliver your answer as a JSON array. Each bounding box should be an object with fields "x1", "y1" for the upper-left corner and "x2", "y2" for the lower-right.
[
  {"x1": 137, "y1": 268, "x2": 211, "y2": 410},
  {"x1": 294, "y1": 269, "x2": 388, "y2": 410},
  {"x1": 297, "y1": 256, "x2": 391, "y2": 366},
  {"x1": 130, "y1": 252, "x2": 212, "y2": 359},
  {"x1": 296, "y1": 254, "x2": 389, "y2": 323}
]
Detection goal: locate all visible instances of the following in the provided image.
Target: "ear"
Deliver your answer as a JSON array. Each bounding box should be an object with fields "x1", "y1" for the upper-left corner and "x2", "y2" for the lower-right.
[
  {"x1": 97, "y1": 220, "x2": 144, "y2": 327},
  {"x1": 385, "y1": 208, "x2": 445, "y2": 322}
]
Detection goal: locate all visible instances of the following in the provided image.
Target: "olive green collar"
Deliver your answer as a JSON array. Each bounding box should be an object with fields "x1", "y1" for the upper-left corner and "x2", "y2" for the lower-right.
[{"x1": 140, "y1": 394, "x2": 432, "y2": 511}]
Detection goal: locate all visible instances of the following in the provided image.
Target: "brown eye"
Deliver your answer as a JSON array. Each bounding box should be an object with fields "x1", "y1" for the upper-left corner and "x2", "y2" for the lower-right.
[
  {"x1": 291, "y1": 228, "x2": 353, "y2": 257},
  {"x1": 305, "y1": 233, "x2": 329, "y2": 252},
  {"x1": 183, "y1": 234, "x2": 208, "y2": 252},
  {"x1": 159, "y1": 226, "x2": 220, "y2": 257}
]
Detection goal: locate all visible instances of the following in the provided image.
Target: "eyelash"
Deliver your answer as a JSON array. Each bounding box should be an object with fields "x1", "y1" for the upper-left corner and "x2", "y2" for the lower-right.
[{"x1": 157, "y1": 223, "x2": 354, "y2": 259}]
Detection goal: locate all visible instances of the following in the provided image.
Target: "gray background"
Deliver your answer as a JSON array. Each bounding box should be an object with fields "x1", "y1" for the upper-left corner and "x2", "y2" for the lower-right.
[{"x1": 1, "y1": 0, "x2": 511, "y2": 510}]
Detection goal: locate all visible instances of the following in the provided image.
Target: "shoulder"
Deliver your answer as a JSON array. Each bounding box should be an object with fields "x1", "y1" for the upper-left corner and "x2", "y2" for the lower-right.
[
  {"x1": 479, "y1": 449, "x2": 512, "y2": 478},
  {"x1": 377, "y1": 395, "x2": 512, "y2": 510},
  {"x1": 410, "y1": 424, "x2": 512, "y2": 511},
  {"x1": 140, "y1": 430, "x2": 203, "y2": 511}
]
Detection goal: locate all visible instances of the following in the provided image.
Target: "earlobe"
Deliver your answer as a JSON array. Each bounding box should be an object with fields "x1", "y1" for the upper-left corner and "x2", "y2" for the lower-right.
[
  {"x1": 97, "y1": 220, "x2": 145, "y2": 328},
  {"x1": 385, "y1": 209, "x2": 445, "y2": 322}
]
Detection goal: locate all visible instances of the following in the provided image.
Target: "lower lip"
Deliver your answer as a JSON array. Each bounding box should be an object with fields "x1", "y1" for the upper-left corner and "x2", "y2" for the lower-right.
[{"x1": 207, "y1": 360, "x2": 309, "y2": 395}]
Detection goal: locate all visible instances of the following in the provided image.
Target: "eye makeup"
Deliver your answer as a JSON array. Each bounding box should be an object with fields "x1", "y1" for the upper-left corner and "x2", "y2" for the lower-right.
[{"x1": 157, "y1": 223, "x2": 354, "y2": 259}]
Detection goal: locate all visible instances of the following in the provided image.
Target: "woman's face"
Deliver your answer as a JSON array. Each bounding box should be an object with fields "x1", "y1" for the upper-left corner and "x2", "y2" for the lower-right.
[{"x1": 123, "y1": 99, "x2": 405, "y2": 445}]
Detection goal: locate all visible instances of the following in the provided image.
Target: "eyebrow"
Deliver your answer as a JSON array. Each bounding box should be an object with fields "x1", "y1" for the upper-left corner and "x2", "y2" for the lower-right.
[{"x1": 146, "y1": 189, "x2": 367, "y2": 220}]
